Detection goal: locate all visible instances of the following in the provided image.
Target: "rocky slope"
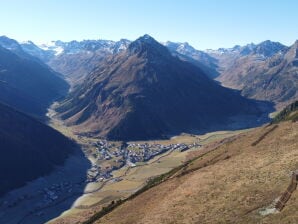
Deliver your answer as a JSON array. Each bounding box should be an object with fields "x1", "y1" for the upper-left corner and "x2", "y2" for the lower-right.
[
  {"x1": 208, "y1": 40, "x2": 297, "y2": 108},
  {"x1": 56, "y1": 35, "x2": 267, "y2": 140}
]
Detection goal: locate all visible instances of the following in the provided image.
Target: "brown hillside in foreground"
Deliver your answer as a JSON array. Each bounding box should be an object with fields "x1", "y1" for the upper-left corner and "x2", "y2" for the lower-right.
[{"x1": 94, "y1": 121, "x2": 298, "y2": 224}]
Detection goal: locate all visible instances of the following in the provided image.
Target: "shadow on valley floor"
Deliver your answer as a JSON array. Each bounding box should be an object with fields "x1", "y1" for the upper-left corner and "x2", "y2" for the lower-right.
[
  {"x1": 0, "y1": 145, "x2": 91, "y2": 224},
  {"x1": 163, "y1": 99, "x2": 275, "y2": 140}
]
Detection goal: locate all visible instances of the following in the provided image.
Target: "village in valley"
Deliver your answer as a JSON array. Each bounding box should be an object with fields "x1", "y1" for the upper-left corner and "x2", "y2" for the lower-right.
[
  {"x1": 86, "y1": 139, "x2": 202, "y2": 183},
  {"x1": 0, "y1": 125, "x2": 246, "y2": 224},
  {"x1": 0, "y1": 136, "x2": 202, "y2": 217}
]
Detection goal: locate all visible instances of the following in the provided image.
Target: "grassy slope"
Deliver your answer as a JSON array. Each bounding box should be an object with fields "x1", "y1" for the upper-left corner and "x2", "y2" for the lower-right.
[{"x1": 91, "y1": 121, "x2": 297, "y2": 224}]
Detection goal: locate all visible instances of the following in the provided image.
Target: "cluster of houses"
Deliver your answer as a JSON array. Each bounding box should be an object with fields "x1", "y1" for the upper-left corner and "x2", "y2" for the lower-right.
[
  {"x1": 89, "y1": 140, "x2": 126, "y2": 181},
  {"x1": 0, "y1": 195, "x2": 31, "y2": 209},
  {"x1": 42, "y1": 182, "x2": 74, "y2": 204},
  {"x1": 87, "y1": 140, "x2": 202, "y2": 182},
  {"x1": 92, "y1": 140, "x2": 115, "y2": 160},
  {"x1": 0, "y1": 139, "x2": 202, "y2": 215},
  {"x1": 86, "y1": 164, "x2": 114, "y2": 182},
  {"x1": 0, "y1": 181, "x2": 76, "y2": 210},
  {"x1": 125, "y1": 142, "x2": 201, "y2": 163}
]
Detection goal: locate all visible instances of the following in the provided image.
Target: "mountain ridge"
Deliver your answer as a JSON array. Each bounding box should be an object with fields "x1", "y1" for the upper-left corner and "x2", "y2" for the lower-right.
[
  {"x1": 5, "y1": 34, "x2": 296, "y2": 109},
  {"x1": 55, "y1": 34, "x2": 269, "y2": 140},
  {"x1": 214, "y1": 40, "x2": 298, "y2": 108},
  {"x1": 0, "y1": 44, "x2": 69, "y2": 119}
]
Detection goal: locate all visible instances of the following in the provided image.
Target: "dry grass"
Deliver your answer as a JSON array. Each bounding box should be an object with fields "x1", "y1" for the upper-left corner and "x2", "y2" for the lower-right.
[{"x1": 95, "y1": 121, "x2": 298, "y2": 224}]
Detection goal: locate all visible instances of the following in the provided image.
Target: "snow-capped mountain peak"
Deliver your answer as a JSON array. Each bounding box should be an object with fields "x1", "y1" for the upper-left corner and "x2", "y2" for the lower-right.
[{"x1": 37, "y1": 41, "x2": 65, "y2": 56}]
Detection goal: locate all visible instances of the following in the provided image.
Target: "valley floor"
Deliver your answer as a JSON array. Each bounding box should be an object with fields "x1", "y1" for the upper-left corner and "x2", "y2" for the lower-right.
[
  {"x1": 47, "y1": 115, "x2": 249, "y2": 224},
  {"x1": 0, "y1": 105, "x2": 271, "y2": 224},
  {"x1": 0, "y1": 148, "x2": 90, "y2": 224}
]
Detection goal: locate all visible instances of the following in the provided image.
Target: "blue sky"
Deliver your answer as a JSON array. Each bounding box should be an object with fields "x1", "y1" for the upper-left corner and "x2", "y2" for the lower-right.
[{"x1": 1, "y1": 0, "x2": 297, "y2": 49}]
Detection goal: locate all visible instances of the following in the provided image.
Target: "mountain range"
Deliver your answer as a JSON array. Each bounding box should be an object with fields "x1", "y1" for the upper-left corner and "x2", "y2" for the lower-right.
[
  {"x1": 0, "y1": 35, "x2": 296, "y2": 133},
  {"x1": 21, "y1": 38, "x2": 131, "y2": 84},
  {"x1": 55, "y1": 35, "x2": 267, "y2": 140},
  {"x1": 13, "y1": 36, "x2": 298, "y2": 109},
  {"x1": 210, "y1": 40, "x2": 297, "y2": 108},
  {"x1": 0, "y1": 36, "x2": 69, "y2": 119},
  {"x1": 164, "y1": 41, "x2": 219, "y2": 78},
  {"x1": 0, "y1": 33, "x2": 297, "y2": 223}
]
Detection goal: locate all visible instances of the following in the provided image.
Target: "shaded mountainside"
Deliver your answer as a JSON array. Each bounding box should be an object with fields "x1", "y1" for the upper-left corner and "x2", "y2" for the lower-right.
[
  {"x1": 0, "y1": 44, "x2": 69, "y2": 119},
  {"x1": 56, "y1": 35, "x2": 269, "y2": 141},
  {"x1": 85, "y1": 120, "x2": 298, "y2": 224},
  {"x1": 0, "y1": 103, "x2": 75, "y2": 197},
  {"x1": 211, "y1": 40, "x2": 297, "y2": 108}
]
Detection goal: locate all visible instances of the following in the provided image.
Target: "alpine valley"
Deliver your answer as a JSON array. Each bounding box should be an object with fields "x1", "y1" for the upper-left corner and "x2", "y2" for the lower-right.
[{"x1": 0, "y1": 33, "x2": 297, "y2": 224}]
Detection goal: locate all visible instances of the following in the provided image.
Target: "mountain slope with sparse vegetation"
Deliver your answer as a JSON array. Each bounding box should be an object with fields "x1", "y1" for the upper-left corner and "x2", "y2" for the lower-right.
[{"x1": 84, "y1": 119, "x2": 297, "y2": 224}]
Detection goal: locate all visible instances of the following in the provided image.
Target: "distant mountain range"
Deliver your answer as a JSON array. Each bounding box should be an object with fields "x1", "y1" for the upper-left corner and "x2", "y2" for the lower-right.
[
  {"x1": 164, "y1": 41, "x2": 219, "y2": 78},
  {"x1": 21, "y1": 38, "x2": 131, "y2": 84},
  {"x1": 55, "y1": 35, "x2": 267, "y2": 140},
  {"x1": 209, "y1": 40, "x2": 297, "y2": 108},
  {"x1": 12, "y1": 36, "x2": 297, "y2": 109},
  {"x1": 0, "y1": 34, "x2": 296, "y2": 111},
  {"x1": 19, "y1": 38, "x2": 220, "y2": 82},
  {"x1": 0, "y1": 36, "x2": 69, "y2": 119},
  {"x1": 206, "y1": 40, "x2": 286, "y2": 57}
]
